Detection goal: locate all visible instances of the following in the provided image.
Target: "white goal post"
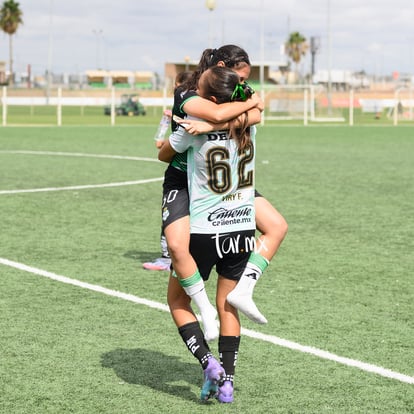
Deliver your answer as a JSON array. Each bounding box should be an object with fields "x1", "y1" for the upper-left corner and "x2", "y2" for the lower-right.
[
  {"x1": 261, "y1": 84, "x2": 346, "y2": 124},
  {"x1": 391, "y1": 87, "x2": 414, "y2": 126}
]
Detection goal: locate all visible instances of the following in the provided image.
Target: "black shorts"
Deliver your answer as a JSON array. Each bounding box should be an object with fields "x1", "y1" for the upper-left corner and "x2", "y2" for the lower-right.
[
  {"x1": 163, "y1": 164, "x2": 187, "y2": 193},
  {"x1": 162, "y1": 165, "x2": 189, "y2": 230},
  {"x1": 189, "y1": 230, "x2": 256, "y2": 281},
  {"x1": 162, "y1": 187, "x2": 189, "y2": 230}
]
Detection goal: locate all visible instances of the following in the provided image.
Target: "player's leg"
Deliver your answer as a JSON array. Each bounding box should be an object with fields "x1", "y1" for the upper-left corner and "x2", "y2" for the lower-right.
[
  {"x1": 164, "y1": 215, "x2": 197, "y2": 277},
  {"x1": 215, "y1": 276, "x2": 241, "y2": 404},
  {"x1": 227, "y1": 195, "x2": 288, "y2": 324},
  {"x1": 164, "y1": 216, "x2": 218, "y2": 342},
  {"x1": 214, "y1": 236, "x2": 252, "y2": 404},
  {"x1": 142, "y1": 229, "x2": 171, "y2": 271},
  {"x1": 168, "y1": 275, "x2": 223, "y2": 401},
  {"x1": 163, "y1": 189, "x2": 218, "y2": 342},
  {"x1": 255, "y1": 195, "x2": 288, "y2": 262},
  {"x1": 167, "y1": 273, "x2": 196, "y2": 327}
]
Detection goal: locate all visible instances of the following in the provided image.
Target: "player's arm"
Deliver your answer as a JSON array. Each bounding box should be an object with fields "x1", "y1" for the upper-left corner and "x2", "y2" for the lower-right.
[
  {"x1": 158, "y1": 139, "x2": 176, "y2": 163},
  {"x1": 183, "y1": 93, "x2": 263, "y2": 123},
  {"x1": 176, "y1": 108, "x2": 261, "y2": 135},
  {"x1": 158, "y1": 126, "x2": 190, "y2": 163}
]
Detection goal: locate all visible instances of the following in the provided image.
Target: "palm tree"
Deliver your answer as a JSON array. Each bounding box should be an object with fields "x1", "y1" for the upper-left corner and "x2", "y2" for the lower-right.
[
  {"x1": 285, "y1": 31, "x2": 308, "y2": 83},
  {"x1": 0, "y1": 0, "x2": 23, "y2": 85}
]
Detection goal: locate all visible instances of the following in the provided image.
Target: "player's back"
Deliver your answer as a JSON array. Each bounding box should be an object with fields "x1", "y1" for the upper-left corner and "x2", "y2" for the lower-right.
[{"x1": 187, "y1": 127, "x2": 256, "y2": 235}]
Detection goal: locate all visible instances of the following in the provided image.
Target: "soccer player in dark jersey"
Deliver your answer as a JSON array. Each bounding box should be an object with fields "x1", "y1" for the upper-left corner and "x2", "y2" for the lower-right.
[{"x1": 160, "y1": 66, "x2": 258, "y2": 403}]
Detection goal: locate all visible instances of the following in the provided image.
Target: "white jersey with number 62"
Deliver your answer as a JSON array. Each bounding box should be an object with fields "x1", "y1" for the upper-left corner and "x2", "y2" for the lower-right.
[{"x1": 169, "y1": 122, "x2": 256, "y2": 234}]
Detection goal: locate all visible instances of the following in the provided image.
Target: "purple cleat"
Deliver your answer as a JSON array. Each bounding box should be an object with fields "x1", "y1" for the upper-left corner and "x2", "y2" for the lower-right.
[
  {"x1": 217, "y1": 381, "x2": 234, "y2": 403},
  {"x1": 200, "y1": 358, "x2": 225, "y2": 401}
]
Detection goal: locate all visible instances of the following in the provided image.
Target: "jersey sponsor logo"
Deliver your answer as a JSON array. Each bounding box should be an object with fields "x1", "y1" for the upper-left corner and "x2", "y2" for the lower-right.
[
  {"x1": 208, "y1": 206, "x2": 252, "y2": 221},
  {"x1": 207, "y1": 206, "x2": 253, "y2": 227},
  {"x1": 207, "y1": 207, "x2": 254, "y2": 227}
]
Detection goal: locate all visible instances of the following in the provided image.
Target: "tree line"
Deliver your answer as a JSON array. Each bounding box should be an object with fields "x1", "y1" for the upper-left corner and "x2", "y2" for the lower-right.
[{"x1": 0, "y1": 0, "x2": 23, "y2": 86}]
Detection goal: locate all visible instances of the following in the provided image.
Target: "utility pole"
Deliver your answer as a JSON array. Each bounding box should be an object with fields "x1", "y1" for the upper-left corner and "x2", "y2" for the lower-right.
[{"x1": 310, "y1": 36, "x2": 320, "y2": 78}]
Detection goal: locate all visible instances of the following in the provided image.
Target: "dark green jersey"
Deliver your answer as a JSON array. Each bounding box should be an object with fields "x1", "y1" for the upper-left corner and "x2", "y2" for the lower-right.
[{"x1": 169, "y1": 87, "x2": 198, "y2": 173}]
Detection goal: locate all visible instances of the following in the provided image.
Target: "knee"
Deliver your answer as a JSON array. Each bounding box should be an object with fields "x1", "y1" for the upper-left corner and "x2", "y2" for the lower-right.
[
  {"x1": 263, "y1": 214, "x2": 288, "y2": 242},
  {"x1": 166, "y1": 239, "x2": 187, "y2": 261},
  {"x1": 278, "y1": 216, "x2": 289, "y2": 239}
]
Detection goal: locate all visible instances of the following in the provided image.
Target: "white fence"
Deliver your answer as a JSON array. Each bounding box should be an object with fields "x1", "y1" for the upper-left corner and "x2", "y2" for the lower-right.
[
  {"x1": 1, "y1": 86, "x2": 173, "y2": 126},
  {"x1": 2, "y1": 85, "x2": 414, "y2": 126},
  {"x1": 261, "y1": 84, "x2": 414, "y2": 126}
]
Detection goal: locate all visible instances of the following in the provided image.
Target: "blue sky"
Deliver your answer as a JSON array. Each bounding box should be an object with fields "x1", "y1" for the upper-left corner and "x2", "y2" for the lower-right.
[{"x1": 1, "y1": 0, "x2": 413, "y2": 78}]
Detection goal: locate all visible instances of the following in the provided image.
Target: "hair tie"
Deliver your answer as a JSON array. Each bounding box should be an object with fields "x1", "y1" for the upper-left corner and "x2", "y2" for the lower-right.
[
  {"x1": 231, "y1": 83, "x2": 247, "y2": 101},
  {"x1": 231, "y1": 82, "x2": 255, "y2": 101}
]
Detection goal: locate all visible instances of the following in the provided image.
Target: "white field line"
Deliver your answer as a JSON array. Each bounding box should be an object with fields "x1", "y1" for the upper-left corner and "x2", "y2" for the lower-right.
[
  {"x1": 1, "y1": 257, "x2": 413, "y2": 386},
  {"x1": 0, "y1": 150, "x2": 163, "y2": 195},
  {"x1": 0, "y1": 177, "x2": 163, "y2": 195},
  {"x1": 0, "y1": 150, "x2": 160, "y2": 163}
]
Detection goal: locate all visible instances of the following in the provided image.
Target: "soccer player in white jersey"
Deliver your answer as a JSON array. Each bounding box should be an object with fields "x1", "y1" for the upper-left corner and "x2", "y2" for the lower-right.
[
  {"x1": 159, "y1": 66, "x2": 257, "y2": 403},
  {"x1": 159, "y1": 46, "x2": 287, "y2": 340}
]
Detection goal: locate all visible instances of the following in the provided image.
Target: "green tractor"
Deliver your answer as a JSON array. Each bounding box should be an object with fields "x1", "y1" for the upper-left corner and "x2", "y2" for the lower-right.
[{"x1": 104, "y1": 94, "x2": 146, "y2": 116}]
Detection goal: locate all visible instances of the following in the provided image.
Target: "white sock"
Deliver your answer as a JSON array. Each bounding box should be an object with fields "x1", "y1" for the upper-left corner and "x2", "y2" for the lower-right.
[
  {"x1": 227, "y1": 262, "x2": 268, "y2": 324},
  {"x1": 233, "y1": 262, "x2": 262, "y2": 295},
  {"x1": 182, "y1": 280, "x2": 219, "y2": 342}
]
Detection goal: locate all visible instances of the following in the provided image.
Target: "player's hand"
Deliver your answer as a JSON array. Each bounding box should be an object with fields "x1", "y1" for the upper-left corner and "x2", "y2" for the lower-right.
[
  {"x1": 249, "y1": 93, "x2": 264, "y2": 112},
  {"x1": 155, "y1": 139, "x2": 165, "y2": 149},
  {"x1": 177, "y1": 119, "x2": 214, "y2": 135}
]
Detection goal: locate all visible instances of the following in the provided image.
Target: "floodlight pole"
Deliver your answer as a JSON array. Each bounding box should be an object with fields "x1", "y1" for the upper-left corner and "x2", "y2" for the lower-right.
[
  {"x1": 93, "y1": 29, "x2": 103, "y2": 69},
  {"x1": 310, "y1": 36, "x2": 320, "y2": 77},
  {"x1": 46, "y1": 0, "x2": 54, "y2": 105},
  {"x1": 259, "y1": 0, "x2": 265, "y2": 125},
  {"x1": 184, "y1": 56, "x2": 190, "y2": 71},
  {"x1": 260, "y1": 0, "x2": 264, "y2": 90},
  {"x1": 327, "y1": 0, "x2": 332, "y2": 115},
  {"x1": 205, "y1": 0, "x2": 216, "y2": 48}
]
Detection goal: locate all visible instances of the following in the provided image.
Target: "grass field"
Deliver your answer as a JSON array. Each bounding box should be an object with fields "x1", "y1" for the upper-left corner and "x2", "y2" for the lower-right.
[{"x1": 1, "y1": 123, "x2": 413, "y2": 413}]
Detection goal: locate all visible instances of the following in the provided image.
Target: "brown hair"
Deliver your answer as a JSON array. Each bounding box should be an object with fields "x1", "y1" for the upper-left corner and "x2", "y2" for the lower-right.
[
  {"x1": 180, "y1": 44, "x2": 251, "y2": 93},
  {"x1": 199, "y1": 66, "x2": 253, "y2": 151},
  {"x1": 174, "y1": 70, "x2": 193, "y2": 90}
]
